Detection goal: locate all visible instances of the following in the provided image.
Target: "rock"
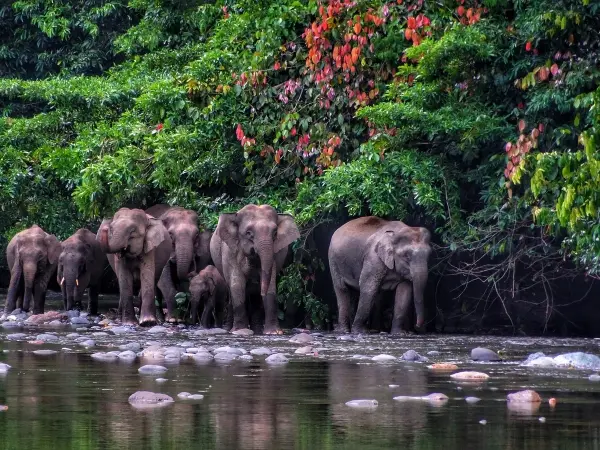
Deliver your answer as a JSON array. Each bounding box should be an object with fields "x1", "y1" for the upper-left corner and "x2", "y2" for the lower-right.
[
  {"x1": 186, "y1": 348, "x2": 200, "y2": 354},
  {"x1": 155, "y1": 378, "x2": 168, "y2": 383},
  {"x1": 553, "y1": 352, "x2": 600, "y2": 370},
  {"x1": 128, "y1": 391, "x2": 174, "y2": 409},
  {"x1": 213, "y1": 346, "x2": 246, "y2": 356},
  {"x1": 471, "y1": 347, "x2": 501, "y2": 362},
  {"x1": 393, "y1": 393, "x2": 449, "y2": 406},
  {"x1": 427, "y1": 351, "x2": 441, "y2": 356},
  {"x1": 138, "y1": 365, "x2": 168, "y2": 375},
  {"x1": 401, "y1": 350, "x2": 428, "y2": 362},
  {"x1": 214, "y1": 352, "x2": 238, "y2": 362},
  {"x1": 239, "y1": 355, "x2": 253, "y2": 361},
  {"x1": 177, "y1": 392, "x2": 191, "y2": 399},
  {"x1": 178, "y1": 392, "x2": 204, "y2": 400},
  {"x1": 589, "y1": 374, "x2": 600, "y2": 382},
  {"x1": 389, "y1": 384, "x2": 399, "y2": 388},
  {"x1": 295, "y1": 346, "x2": 314, "y2": 355},
  {"x1": 250, "y1": 347, "x2": 273, "y2": 356},
  {"x1": 2, "y1": 322, "x2": 22, "y2": 329},
  {"x1": 372, "y1": 354, "x2": 397, "y2": 363},
  {"x1": 450, "y1": 371, "x2": 490, "y2": 381},
  {"x1": 479, "y1": 420, "x2": 487, "y2": 425},
  {"x1": 524, "y1": 356, "x2": 556, "y2": 368},
  {"x1": 427, "y1": 363, "x2": 459, "y2": 371},
  {"x1": 66, "y1": 310, "x2": 80, "y2": 318},
  {"x1": 10, "y1": 308, "x2": 22, "y2": 315},
  {"x1": 92, "y1": 332, "x2": 109, "y2": 337},
  {"x1": 118, "y1": 351, "x2": 137, "y2": 361},
  {"x1": 539, "y1": 417, "x2": 546, "y2": 423},
  {"x1": 66, "y1": 333, "x2": 80, "y2": 338},
  {"x1": 192, "y1": 353, "x2": 214, "y2": 362},
  {"x1": 289, "y1": 333, "x2": 313, "y2": 344},
  {"x1": 119, "y1": 342, "x2": 141, "y2": 352},
  {"x1": 70, "y1": 317, "x2": 89, "y2": 325},
  {"x1": 48, "y1": 320, "x2": 63, "y2": 326},
  {"x1": 79, "y1": 340, "x2": 95, "y2": 348},
  {"x1": 194, "y1": 328, "x2": 228, "y2": 336},
  {"x1": 147, "y1": 326, "x2": 168, "y2": 334},
  {"x1": 6, "y1": 333, "x2": 26, "y2": 341},
  {"x1": 465, "y1": 397, "x2": 481, "y2": 404},
  {"x1": 0, "y1": 363, "x2": 11, "y2": 373},
  {"x1": 91, "y1": 352, "x2": 118, "y2": 362},
  {"x1": 345, "y1": 399, "x2": 378, "y2": 409},
  {"x1": 265, "y1": 353, "x2": 289, "y2": 364},
  {"x1": 33, "y1": 349, "x2": 58, "y2": 356},
  {"x1": 232, "y1": 328, "x2": 254, "y2": 336},
  {"x1": 26, "y1": 311, "x2": 64, "y2": 324},
  {"x1": 36, "y1": 334, "x2": 59, "y2": 342},
  {"x1": 507, "y1": 390, "x2": 542, "y2": 403},
  {"x1": 351, "y1": 355, "x2": 371, "y2": 360}
]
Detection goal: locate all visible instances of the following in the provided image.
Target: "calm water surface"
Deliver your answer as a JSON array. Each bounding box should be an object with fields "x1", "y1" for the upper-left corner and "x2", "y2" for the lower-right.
[{"x1": 0, "y1": 295, "x2": 600, "y2": 449}]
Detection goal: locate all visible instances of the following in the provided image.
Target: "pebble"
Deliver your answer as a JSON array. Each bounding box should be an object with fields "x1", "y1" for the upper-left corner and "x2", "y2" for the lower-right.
[
  {"x1": 589, "y1": 374, "x2": 600, "y2": 382},
  {"x1": 1, "y1": 322, "x2": 21, "y2": 329},
  {"x1": 507, "y1": 390, "x2": 542, "y2": 403},
  {"x1": 265, "y1": 353, "x2": 289, "y2": 364},
  {"x1": 427, "y1": 351, "x2": 441, "y2": 356},
  {"x1": 289, "y1": 333, "x2": 314, "y2": 344},
  {"x1": 239, "y1": 355, "x2": 253, "y2": 361},
  {"x1": 539, "y1": 417, "x2": 546, "y2": 423},
  {"x1": 66, "y1": 310, "x2": 80, "y2": 318},
  {"x1": 178, "y1": 392, "x2": 204, "y2": 400},
  {"x1": 155, "y1": 378, "x2": 168, "y2": 383},
  {"x1": 109, "y1": 326, "x2": 132, "y2": 335},
  {"x1": 450, "y1": 371, "x2": 489, "y2": 381},
  {"x1": 177, "y1": 392, "x2": 191, "y2": 399},
  {"x1": 214, "y1": 352, "x2": 238, "y2": 362},
  {"x1": 401, "y1": 350, "x2": 428, "y2": 362},
  {"x1": 372, "y1": 354, "x2": 397, "y2": 362},
  {"x1": 48, "y1": 320, "x2": 63, "y2": 326},
  {"x1": 66, "y1": 333, "x2": 80, "y2": 339},
  {"x1": 70, "y1": 317, "x2": 89, "y2": 325},
  {"x1": 91, "y1": 352, "x2": 118, "y2": 362},
  {"x1": 128, "y1": 391, "x2": 174, "y2": 409},
  {"x1": 471, "y1": 347, "x2": 501, "y2": 362},
  {"x1": 119, "y1": 342, "x2": 141, "y2": 352},
  {"x1": 138, "y1": 365, "x2": 168, "y2": 375},
  {"x1": 194, "y1": 328, "x2": 228, "y2": 336},
  {"x1": 465, "y1": 397, "x2": 481, "y2": 404},
  {"x1": 250, "y1": 347, "x2": 273, "y2": 356},
  {"x1": 92, "y1": 332, "x2": 109, "y2": 337},
  {"x1": 345, "y1": 399, "x2": 378, "y2": 409},
  {"x1": 192, "y1": 353, "x2": 214, "y2": 362},
  {"x1": 147, "y1": 326, "x2": 168, "y2": 334},
  {"x1": 36, "y1": 334, "x2": 59, "y2": 342},
  {"x1": 118, "y1": 351, "x2": 137, "y2": 361},
  {"x1": 389, "y1": 384, "x2": 399, "y2": 388},
  {"x1": 427, "y1": 363, "x2": 459, "y2": 371},
  {"x1": 232, "y1": 329, "x2": 254, "y2": 336},
  {"x1": 213, "y1": 346, "x2": 246, "y2": 356},
  {"x1": 79, "y1": 340, "x2": 95, "y2": 348},
  {"x1": 6, "y1": 333, "x2": 26, "y2": 341},
  {"x1": 295, "y1": 346, "x2": 314, "y2": 355},
  {"x1": 0, "y1": 363, "x2": 11, "y2": 373},
  {"x1": 32, "y1": 349, "x2": 58, "y2": 356},
  {"x1": 479, "y1": 420, "x2": 487, "y2": 425}
]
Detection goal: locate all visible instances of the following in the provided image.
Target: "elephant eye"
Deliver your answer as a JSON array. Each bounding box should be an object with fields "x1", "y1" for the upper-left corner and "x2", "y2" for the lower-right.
[{"x1": 245, "y1": 230, "x2": 254, "y2": 239}]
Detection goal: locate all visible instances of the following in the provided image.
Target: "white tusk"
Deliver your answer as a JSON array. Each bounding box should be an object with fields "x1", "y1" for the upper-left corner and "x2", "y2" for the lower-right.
[
  {"x1": 76, "y1": 279, "x2": 79, "y2": 286},
  {"x1": 60, "y1": 277, "x2": 65, "y2": 286}
]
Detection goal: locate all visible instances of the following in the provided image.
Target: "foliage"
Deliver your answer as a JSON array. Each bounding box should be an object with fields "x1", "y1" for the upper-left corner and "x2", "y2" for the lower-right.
[{"x1": 2, "y1": 0, "x2": 600, "y2": 327}]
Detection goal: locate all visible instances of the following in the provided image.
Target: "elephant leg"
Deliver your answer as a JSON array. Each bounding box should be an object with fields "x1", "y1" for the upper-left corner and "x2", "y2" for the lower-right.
[
  {"x1": 229, "y1": 271, "x2": 249, "y2": 331},
  {"x1": 88, "y1": 285, "x2": 99, "y2": 316},
  {"x1": 155, "y1": 290, "x2": 166, "y2": 323},
  {"x1": 157, "y1": 265, "x2": 178, "y2": 323},
  {"x1": 351, "y1": 268, "x2": 384, "y2": 334},
  {"x1": 332, "y1": 281, "x2": 353, "y2": 333},
  {"x1": 263, "y1": 265, "x2": 281, "y2": 335},
  {"x1": 391, "y1": 282, "x2": 413, "y2": 335},
  {"x1": 139, "y1": 251, "x2": 158, "y2": 326},
  {"x1": 200, "y1": 299, "x2": 212, "y2": 329},
  {"x1": 33, "y1": 267, "x2": 54, "y2": 315},
  {"x1": 250, "y1": 296, "x2": 265, "y2": 334},
  {"x1": 116, "y1": 259, "x2": 135, "y2": 325},
  {"x1": 224, "y1": 297, "x2": 233, "y2": 331},
  {"x1": 5, "y1": 265, "x2": 22, "y2": 314}
]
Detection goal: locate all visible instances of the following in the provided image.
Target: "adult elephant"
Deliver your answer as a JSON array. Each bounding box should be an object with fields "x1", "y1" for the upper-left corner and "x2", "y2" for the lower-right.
[
  {"x1": 96, "y1": 208, "x2": 171, "y2": 325},
  {"x1": 210, "y1": 204, "x2": 300, "y2": 334},
  {"x1": 145, "y1": 204, "x2": 212, "y2": 322},
  {"x1": 57, "y1": 229, "x2": 107, "y2": 314},
  {"x1": 328, "y1": 216, "x2": 431, "y2": 334},
  {"x1": 4, "y1": 225, "x2": 62, "y2": 315}
]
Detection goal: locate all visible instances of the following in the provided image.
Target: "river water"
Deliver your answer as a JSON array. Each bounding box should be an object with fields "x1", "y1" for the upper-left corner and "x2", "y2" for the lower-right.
[{"x1": 1, "y1": 295, "x2": 600, "y2": 449}]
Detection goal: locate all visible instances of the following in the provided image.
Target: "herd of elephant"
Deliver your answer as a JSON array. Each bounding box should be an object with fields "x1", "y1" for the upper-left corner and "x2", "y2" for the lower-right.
[{"x1": 3, "y1": 204, "x2": 432, "y2": 335}]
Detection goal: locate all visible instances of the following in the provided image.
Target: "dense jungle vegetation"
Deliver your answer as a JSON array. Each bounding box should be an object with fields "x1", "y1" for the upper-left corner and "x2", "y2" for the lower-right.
[{"x1": 1, "y1": 0, "x2": 600, "y2": 329}]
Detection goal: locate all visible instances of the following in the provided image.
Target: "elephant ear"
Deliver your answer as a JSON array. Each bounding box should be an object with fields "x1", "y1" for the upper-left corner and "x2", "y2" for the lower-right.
[
  {"x1": 418, "y1": 227, "x2": 431, "y2": 244},
  {"x1": 196, "y1": 230, "x2": 212, "y2": 258},
  {"x1": 96, "y1": 218, "x2": 112, "y2": 253},
  {"x1": 217, "y1": 213, "x2": 239, "y2": 250},
  {"x1": 144, "y1": 216, "x2": 167, "y2": 254},
  {"x1": 45, "y1": 234, "x2": 62, "y2": 266},
  {"x1": 375, "y1": 231, "x2": 396, "y2": 270},
  {"x1": 206, "y1": 275, "x2": 217, "y2": 296},
  {"x1": 274, "y1": 214, "x2": 300, "y2": 254}
]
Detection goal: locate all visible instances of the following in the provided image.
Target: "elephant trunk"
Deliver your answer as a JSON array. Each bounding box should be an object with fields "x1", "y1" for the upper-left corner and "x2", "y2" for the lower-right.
[
  {"x1": 107, "y1": 229, "x2": 130, "y2": 254},
  {"x1": 175, "y1": 244, "x2": 194, "y2": 282},
  {"x1": 256, "y1": 239, "x2": 275, "y2": 297},
  {"x1": 63, "y1": 267, "x2": 79, "y2": 310},
  {"x1": 189, "y1": 292, "x2": 200, "y2": 324},
  {"x1": 411, "y1": 264, "x2": 428, "y2": 329},
  {"x1": 22, "y1": 261, "x2": 37, "y2": 311}
]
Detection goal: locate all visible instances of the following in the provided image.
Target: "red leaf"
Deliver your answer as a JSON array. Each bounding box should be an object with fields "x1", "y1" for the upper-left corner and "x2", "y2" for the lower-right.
[
  {"x1": 518, "y1": 119, "x2": 526, "y2": 132},
  {"x1": 550, "y1": 63, "x2": 560, "y2": 76},
  {"x1": 354, "y1": 22, "x2": 362, "y2": 34},
  {"x1": 505, "y1": 142, "x2": 513, "y2": 153},
  {"x1": 407, "y1": 16, "x2": 416, "y2": 29},
  {"x1": 531, "y1": 128, "x2": 540, "y2": 139},
  {"x1": 538, "y1": 123, "x2": 545, "y2": 133},
  {"x1": 273, "y1": 61, "x2": 281, "y2": 70},
  {"x1": 525, "y1": 41, "x2": 532, "y2": 52},
  {"x1": 422, "y1": 16, "x2": 431, "y2": 26},
  {"x1": 404, "y1": 28, "x2": 412, "y2": 40},
  {"x1": 457, "y1": 6, "x2": 465, "y2": 16}
]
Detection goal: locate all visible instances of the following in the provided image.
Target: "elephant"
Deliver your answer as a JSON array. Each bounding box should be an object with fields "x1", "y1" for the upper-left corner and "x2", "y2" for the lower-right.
[
  {"x1": 57, "y1": 228, "x2": 107, "y2": 314},
  {"x1": 4, "y1": 225, "x2": 62, "y2": 315},
  {"x1": 328, "y1": 216, "x2": 431, "y2": 334},
  {"x1": 210, "y1": 204, "x2": 300, "y2": 334},
  {"x1": 188, "y1": 265, "x2": 230, "y2": 328},
  {"x1": 145, "y1": 204, "x2": 212, "y2": 322},
  {"x1": 96, "y1": 208, "x2": 172, "y2": 325}
]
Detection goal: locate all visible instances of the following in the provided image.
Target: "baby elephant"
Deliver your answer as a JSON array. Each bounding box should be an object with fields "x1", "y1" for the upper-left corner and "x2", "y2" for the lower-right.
[{"x1": 188, "y1": 266, "x2": 230, "y2": 329}]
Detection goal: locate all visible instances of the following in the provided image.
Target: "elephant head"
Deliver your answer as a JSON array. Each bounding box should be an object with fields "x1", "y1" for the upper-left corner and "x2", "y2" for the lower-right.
[
  {"x1": 217, "y1": 205, "x2": 300, "y2": 297},
  {"x1": 57, "y1": 230, "x2": 94, "y2": 310},
  {"x1": 160, "y1": 207, "x2": 202, "y2": 282},
  {"x1": 375, "y1": 226, "x2": 431, "y2": 328},
  {"x1": 97, "y1": 208, "x2": 167, "y2": 258}
]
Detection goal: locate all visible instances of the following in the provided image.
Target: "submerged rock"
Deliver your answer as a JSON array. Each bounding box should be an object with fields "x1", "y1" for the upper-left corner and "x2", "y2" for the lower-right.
[
  {"x1": 32, "y1": 349, "x2": 58, "y2": 356},
  {"x1": 523, "y1": 356, "x2": 556, "y2": 368},
  {"x1": 507, "y1": 390, "x2": 542, "y2": 403},
  {"x1": 36, "y1": 334, "x2": 59, "y2": 342},
  {"x1": 178, "y1": 392, "x2": 204, "y2": 400},
  {"x1": 91, "y1": 352, "x2": 118, "y2": 362},
  {"x1": 155, "y1": 378, "x2": 168, "y2": 383},
  {"x1": 128, "y1": 391, "x2": 174, "y2": 409},
  {"x1": 147, "y1": 326, "x2": 168, "y2": 334},
  {"x1": 589, "y1": 374, "x2": 600, "y2": 382},
  {"x1": 393, "y1": 393, "x2": 449, "y2": 406},
  {"x1": 6, "y1": 333, "x2": 27, "y2": 341},
  {"x1": 401, "y1": 350, "x2": 428, "y2": 362},
  {"x1": 194, "y1": 328, "x2": 228, "y2": 336},
  {"x1": 295, "y1": 346, "x2": 314, "y2": 355},
  {"x1": 553, "y1": 352, "x2": 600, "y2": 370},
  {"x1": 118, "y1": 351, "x2": 137, "y2": 361},
  {"x1": 465, "y1": 396, "x2": 481, "y2": 404},
  {"x1": 0, "y1": 363, "x2": 11, "y2": 373},
  {"x1": 450, "y1": 371, "x2": 489, "y2": 381},
  {"x1": 265, "y1": 353, "x2": 289, "y2": 364},
  {"x1": 70, "y1": 317, "x2": 89, "y2": 325},
  {"x1": 345, "y1": 399, "x2": 378, "y2": 409},
  {"x1": 523, "y1": 352, "x2": 546, "y2": 365},
  {"x1": 119, "y1": 342, "x2": 141, "y2": 352},
  {"x1": 109, "y1": 326, "x2": 133, "y2": 335},
  {"x1": 79, "y1": 340, "x2": 95, "y2": 348},
  {"x1": 232, "y1": 329, "x2": 254, "y2": 336},
  {"x1": 138, "y1": 365, "x2": 168, "y2": 375},
  {"x1": 192, "y1": 353, "x2": 214, "y2": 362},
  {"x1": 471, "y1": 347, "x2": 501, "y2": 362},
  {"x1": 427, "y1": 363, "x2": 459, "y2": 371},
  {"x1": 250, "y1": 347, "x2": 273, "y2": 356},
  {"x1": 289, "y1": 333, "x2": 314, "y2": 344},
  {"x1": 214, "y1": 352, "x2": 238, "y2": 362},
  {"x1": 26, "y1": 311, "x2": 64, "y2": 324},
  {"x1": 372, "y1": 354, "x2": 397, "y2": 363}
]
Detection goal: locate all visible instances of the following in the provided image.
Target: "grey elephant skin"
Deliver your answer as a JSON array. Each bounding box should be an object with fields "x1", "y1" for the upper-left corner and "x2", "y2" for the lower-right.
[
  {"x1": 328, "y1": 216, "x2": 431, "y2": 334},
  {"x1": 146, "y1": 204, "x2": 212, "y2": 322},
  {"x1": 96, "y1": 208, "x2": 172, "y2": 325},
  {"x1": 57, "y1": 228, "x2": 107, "y2": 314},
  {"x1": 210, "y1": 204, "x2": 300, "y2": 334},
  {"x1": 4, "y1": 225, "x2": 62, "y2": 314},
  {"x1": 188, "y1": 265, "x2": 231, "y2": 328}
]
